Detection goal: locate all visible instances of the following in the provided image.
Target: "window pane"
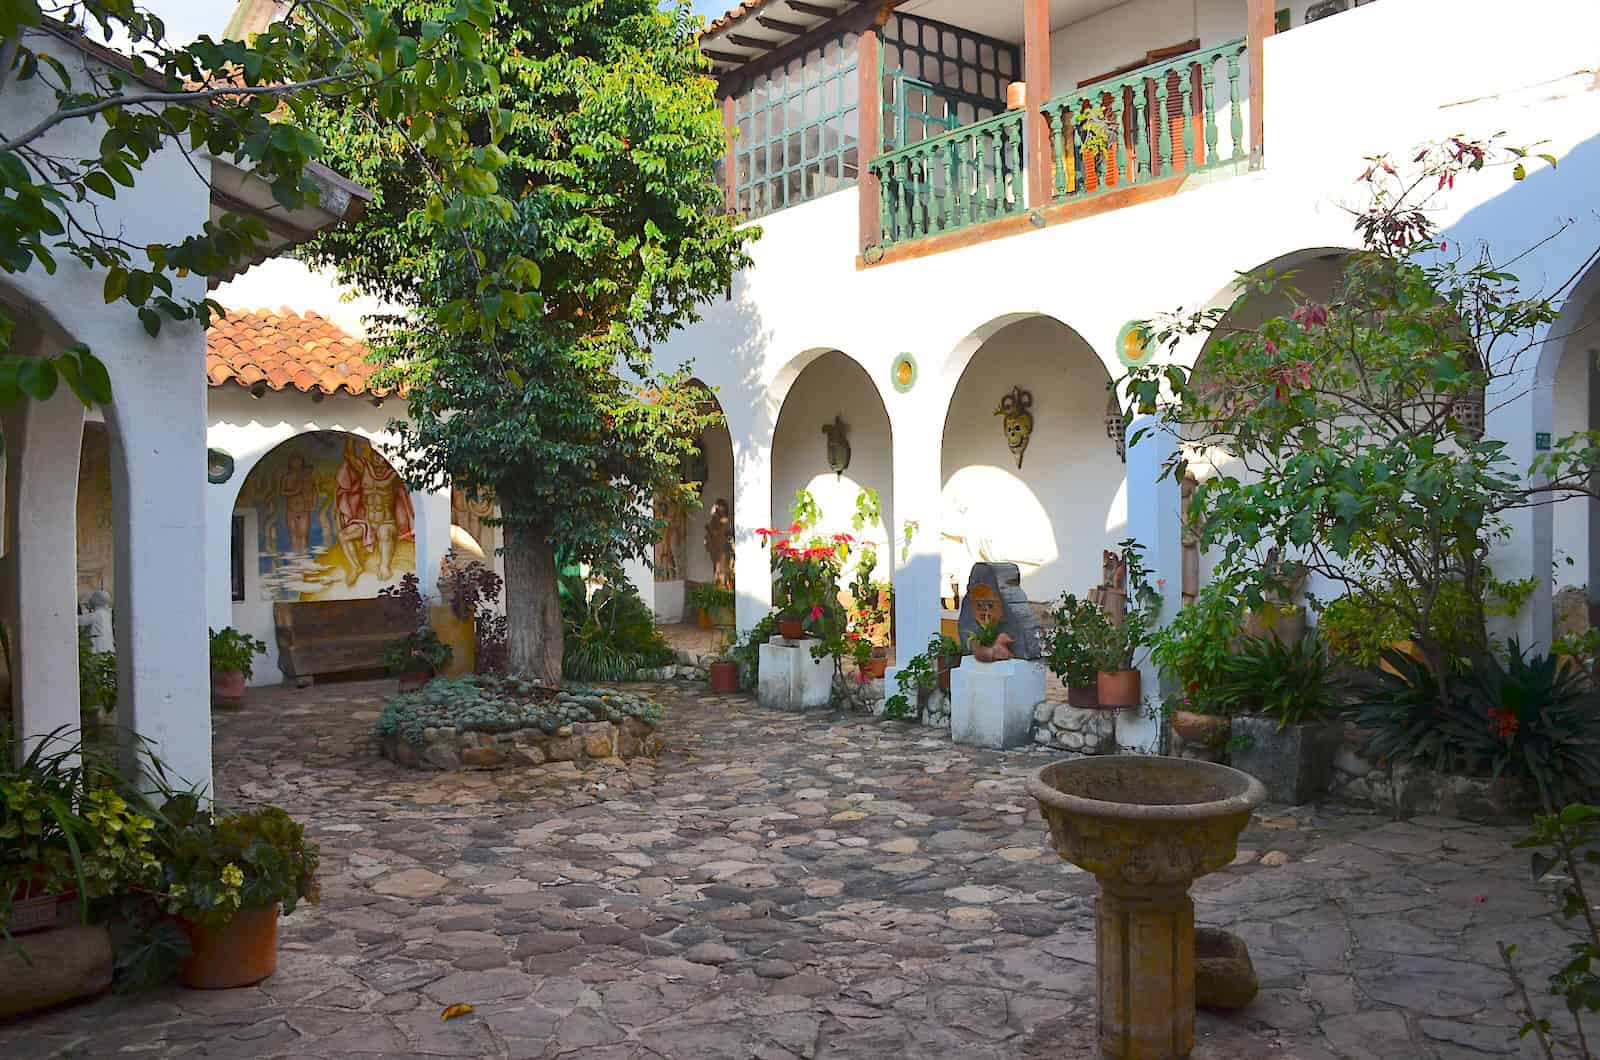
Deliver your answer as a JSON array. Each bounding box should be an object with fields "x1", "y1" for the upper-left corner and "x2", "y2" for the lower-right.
[
  {"x1": 787, "y1": 131, "x2": 803, "y2": 167},
  {"x1": 770, "y1": 177, "x2": 785, "y2": 207},
  {"x1": 787, "y1": 169, "x2": 803, "y2": 203},
  {"x1": 804, "y1": 84, "x2": 821, "y2": 122},
  {"x1": 843, "y1": 145, "x2": 858, "y2": 179}
]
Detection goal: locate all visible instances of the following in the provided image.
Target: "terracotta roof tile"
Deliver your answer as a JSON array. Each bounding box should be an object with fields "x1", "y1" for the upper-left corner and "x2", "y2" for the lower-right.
[{"x1": 206, "y1": 308, "x2": 391, "y2": 397}]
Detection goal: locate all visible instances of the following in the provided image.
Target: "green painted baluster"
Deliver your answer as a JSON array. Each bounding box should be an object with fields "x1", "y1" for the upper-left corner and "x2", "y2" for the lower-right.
[
  {"x1": 1132, "y1": 82, "x2": 1150, "y2": 183},
  {"x1": 1103, "y1": 91, "x2": 1121, "y2": 190},
  {"x1": 1011, "y1": 116, "x2": 1025, "y2": 210},
  {"x1": 1203, "y1": 55, "x2": 1219, "y2": 166},
  {"x1": 973, "y1": 131, "x2": 987, "y2": 226},
  {"x1": 944, "y1": 138, "x2": 959, "y2": 232},
  {"x1": 910, "y1": 149, "x2": 925, "y2": 239},
  {"x1": 1004, "y1": 121, "x2": 1018, "y2": 215},
  {"x1": 892, "y1": 156, "x2": 909, "y2": 242},
  {"x1": 883, "y1": 160, "x2": 896, "y2": 243},
  {"x1": 1154, "y1": 76, "x2": 1171, "y2": 179},
  {"x1": 1181, "y1": 63, "x2": 1196, "y2": 171},
  {"x1": 1227, "y1": 48, "x2": 1244, "y2": 161},
  {"x1": 1049, "y1": 106, "x2": 1068, "y2": 201}
]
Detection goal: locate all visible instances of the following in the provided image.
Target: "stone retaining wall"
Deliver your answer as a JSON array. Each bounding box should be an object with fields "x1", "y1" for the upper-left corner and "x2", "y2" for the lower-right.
[
  {"x1": 1031, "y1": 702, "x2": 1118, "y2": 755},
  {"x1": 381, "y1": 717, "x2": 661, "y2": 771}
]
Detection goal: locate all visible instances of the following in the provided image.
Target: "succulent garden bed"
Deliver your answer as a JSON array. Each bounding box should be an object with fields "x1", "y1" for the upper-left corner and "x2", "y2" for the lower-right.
[{"x1": 376, "y1": 675, "x2": 663, "y2": 771}]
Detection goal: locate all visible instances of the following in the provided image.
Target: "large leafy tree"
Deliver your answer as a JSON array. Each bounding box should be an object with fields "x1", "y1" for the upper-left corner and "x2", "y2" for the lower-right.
[
  {"x1": 0, "y1": 0, "x2": 532, "y2": 405},
  {"x1": 304, "y1": 0, "x2": 752, "y2": 683}
]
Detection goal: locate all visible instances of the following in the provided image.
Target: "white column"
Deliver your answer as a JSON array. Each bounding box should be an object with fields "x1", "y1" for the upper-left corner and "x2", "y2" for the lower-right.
[
  {"x1": 1, "y1": 393, "x2": 87, "y2": 764},
  {"x1": 106, "y1": 327, "x2": 212, "y2": 794},
  {"x1": 1121, "y1": 414, "x2": 1183, "y2": 752},
  {"x1": 1494, "y1": 377, "x2": 1544, "y2": 649},
  {"x1": 886, "y1": 416, "x2": 943, "y2": 687},
  {"x1": 414, "y1": 486, "x2": 452, "y2": 601},
  {"x1": 731, "y1": 432, "x2": 773, "y2": 632}
]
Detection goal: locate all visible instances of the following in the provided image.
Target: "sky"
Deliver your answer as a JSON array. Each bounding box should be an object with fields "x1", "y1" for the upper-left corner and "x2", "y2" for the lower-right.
[{"x1": 133, "y1": 0, "x2": 733, "y2": 45}]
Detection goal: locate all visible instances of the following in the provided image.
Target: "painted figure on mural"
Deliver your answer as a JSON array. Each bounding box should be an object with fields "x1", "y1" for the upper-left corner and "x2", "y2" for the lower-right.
[
  {"x1": 278, "y1": 452, "x2": 319, "y2": 553},
  {"x1": 336, "y1": 436, "x2": 415, "y2": 585},
  {"x1": 706, "y1": 497, "x2": 733, "y2": 589},
  {"x1": 1181, "y1": 472, "x2": 1201, "y2": 605},
  {"x1": 653, "y1": 495, "x2": 685, "y2": 578}
]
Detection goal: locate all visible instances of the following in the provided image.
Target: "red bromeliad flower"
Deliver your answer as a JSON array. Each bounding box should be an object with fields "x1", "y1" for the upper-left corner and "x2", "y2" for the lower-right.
[{"x1": 1487, "y1": 707, "x2": 1519, "y2": 744}]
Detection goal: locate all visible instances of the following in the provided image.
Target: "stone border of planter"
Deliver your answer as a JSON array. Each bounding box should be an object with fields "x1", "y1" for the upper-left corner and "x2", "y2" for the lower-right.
[
  {"x1": 381, "y1": 717, "x2": 661, "y2": 771},
  {"x1": 1031, "y1": 701, "x2": 1118, "y2": 755},
  {"x1": 1330, "y1": 758, "x2": 1536, "y2": 821}
]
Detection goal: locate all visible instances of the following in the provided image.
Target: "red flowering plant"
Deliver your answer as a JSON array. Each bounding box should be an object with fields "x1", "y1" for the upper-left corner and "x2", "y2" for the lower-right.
[{"x1": 760, "y1": 524, "x2": 846, "y2": 640}]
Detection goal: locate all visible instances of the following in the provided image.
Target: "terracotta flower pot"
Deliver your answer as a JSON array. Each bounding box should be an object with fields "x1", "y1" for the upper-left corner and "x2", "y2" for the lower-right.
[
  {"x1": 778, "y1": 618, "x2": 806, "y2": 641},
  {"x1": 709, "y1": 660, "x2": 740, "y2": 693},
  {"x1": 397, "y1": 669, "x2": 433, "y2": 693},
  {"x1": 1096, "y1": 669, "x2": 1142, "y2": 708},
  {"x1": 864, "y1": 653, "x2": 889, "y2": 680},
  {"x1": 180, "y1": 905, "x2": 279, "y2": 990},
  {"x1": 696, "y1": 608, "x2": 713, "y2": 630},
  {"x1": 709, "y1": 605, "x2": 736, "y2": 629},
  {"x1": 1066, "y1": 684, "x2": 1100, "y2": 709},
  {"x1": 1171, "y1": 709, "x2": 1230, "y2": 747},
  {"x1": 210, "y1": 669, "x2": 246, "y2": 709},
  {"x1": 1006, "y1": 80, "x2": 1027, "y2": 110}
]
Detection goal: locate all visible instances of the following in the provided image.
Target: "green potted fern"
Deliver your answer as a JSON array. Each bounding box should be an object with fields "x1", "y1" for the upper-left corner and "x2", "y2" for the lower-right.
[{"x1": 208, "y1": 627, "x2": 266, "y2": 709}]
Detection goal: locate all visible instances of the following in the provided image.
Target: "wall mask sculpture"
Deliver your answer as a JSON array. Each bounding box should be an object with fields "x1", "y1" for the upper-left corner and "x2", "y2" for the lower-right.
[
  {"x1": 822, "y1": 416, "x2": 851, "y2": 477},
  {"x1": 995, "y1": 386, "x2": 1035, "y2": 468}
]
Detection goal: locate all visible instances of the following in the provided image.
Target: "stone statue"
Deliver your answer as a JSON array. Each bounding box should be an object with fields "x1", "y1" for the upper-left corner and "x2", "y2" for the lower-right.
[
  {"x1": 1181, "y1": 473, "x2": 1201, "y2": 605},
  {"x1": 78, "y1": 589, "x2": 114, "y2": 654},
  {"x1": 822, "y1": 417, "x2": 851, "y2": 477},
  {"x1": 705, "y1": 498, "x2": 733, "y2": 589},
  {"x1": 957, "y1": 563, "x2": 1043, "y2": 660},
  {"x1": 653, "y1": 495, "x2": 683, "y2": 578},
  {"x1": 995, "y1": 386, "x2": 1035, "y2": 468},
  {"x1": 1089, "y1": 549, "x2": 1128, "y2": 626}
]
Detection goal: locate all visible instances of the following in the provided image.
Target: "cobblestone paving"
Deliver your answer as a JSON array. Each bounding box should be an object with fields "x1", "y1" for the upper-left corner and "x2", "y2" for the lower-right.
[{"x1": 3, "y1": 679, "x2": 1590, "y2": 1058}]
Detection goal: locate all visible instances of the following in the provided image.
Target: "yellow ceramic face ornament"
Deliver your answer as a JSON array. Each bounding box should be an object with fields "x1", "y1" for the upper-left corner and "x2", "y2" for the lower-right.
[{"x1": 995, "y1": 386, "x2": 1034, "y2": 468}]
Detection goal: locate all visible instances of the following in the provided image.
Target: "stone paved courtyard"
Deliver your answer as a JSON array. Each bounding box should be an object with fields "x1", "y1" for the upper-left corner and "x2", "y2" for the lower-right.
[{"x1": 2, "y1": 678, "x2": 1591, "y2": 1058}]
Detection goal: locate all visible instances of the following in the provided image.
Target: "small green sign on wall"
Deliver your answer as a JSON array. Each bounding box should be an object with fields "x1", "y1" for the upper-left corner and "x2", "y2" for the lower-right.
[{"x1": 1536, "y1": 432, "x2": 1552, "y2": 451}]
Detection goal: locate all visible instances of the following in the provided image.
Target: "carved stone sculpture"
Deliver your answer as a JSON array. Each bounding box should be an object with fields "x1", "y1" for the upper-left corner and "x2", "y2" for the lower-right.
[
  {"x1": 822, "y1": 417, "x2": 851, "y2": 477},
  {"x1": 957, "y1": 563, "x2": 1043, "y2": 660},
  {"x1": 705, "y1": 497, "x2": 733, "y2": 589},
  {"x1": 1090, "y1": 549, "x2": 1129, "y2": 627}
]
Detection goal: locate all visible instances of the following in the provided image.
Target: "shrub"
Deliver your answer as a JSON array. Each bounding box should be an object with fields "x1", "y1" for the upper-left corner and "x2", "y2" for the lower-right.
[
  {"x1": 560, "y1": 571, "x2": 674, "y2": 681},
  {"x1": 1150, "y1": 577, "x2": 1244, "y2": 714},
  {"x1": 1048, "y1": 593, "x2": 1115, "y2": 688},
  {"x1": 1356, "y1": 650, "x2": 1472, "y2": 772},
  {"x1": 688, "y1": 582, "x2": 734, "y2": 612},
  {"x1": 1214, "y1": 631, "x2": 1346, "y2": 726},
  {"x1": 375, "y1": 674, "x2": 663, "y2": 746},
  {"x1": 79, "y1": 626, "x2": 117, "y2": 714},
  {"x1": 207, "y1": 627, "x2": 267, "y2": 680}
]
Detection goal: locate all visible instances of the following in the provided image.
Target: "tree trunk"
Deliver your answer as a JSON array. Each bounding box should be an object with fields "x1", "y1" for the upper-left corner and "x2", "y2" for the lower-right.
[{"x1": 503, "y1": 521, "x2": 564, "y2": 685}]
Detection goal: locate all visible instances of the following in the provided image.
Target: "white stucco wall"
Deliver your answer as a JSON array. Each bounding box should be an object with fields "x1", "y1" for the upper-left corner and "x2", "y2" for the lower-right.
[
  {"x1": 650, "y1": 0, "x2": 1600, "y2": 740},
  {"x1": 205, "y1": 385, "x2": 453, "y2": 685},
  {"x1": 940, "y1": 316, "x2": 1126, "y2": 603}
]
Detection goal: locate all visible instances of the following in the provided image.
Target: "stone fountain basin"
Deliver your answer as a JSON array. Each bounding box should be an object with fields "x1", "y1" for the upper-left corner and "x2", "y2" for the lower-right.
[{"x1": 1028, "y1": 756, "x2": 1266, "y2": 886}]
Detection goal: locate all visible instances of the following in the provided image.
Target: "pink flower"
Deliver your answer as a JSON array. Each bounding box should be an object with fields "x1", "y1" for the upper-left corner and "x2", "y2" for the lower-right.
[
  {"x1": 1290, "y1": 303, "x2": 1328, "y2": 330},
  {"x1": 1156, "y1": 578, "x2": 1167, "y2": 588},
  {"x1": 809, "y1": 605, "x2": 823, "y2": 621}
]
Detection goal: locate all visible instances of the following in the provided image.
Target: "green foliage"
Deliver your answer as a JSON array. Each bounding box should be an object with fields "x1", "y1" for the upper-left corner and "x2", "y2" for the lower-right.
[
  {"x1": 1214, "y1": 632, "x2": 1346, "y2": 727},
  {"x1": 0, "y1": 0, "x2": 523, "y2": 406},
  {"x1": 207, "y1": 626, "x2": 266, "y2": 681},
  {"x1": 305, "y1": 0, "x2": 753, "y2": 680},
  {"x1": 0, "y1": 731, "x2": 161, "y2": 929},
  {"x1": 559, "y1": 572, "x2": 673, "y2": 682},
  {"x1": 375, "y1": 674, "x2": 662, "y2": 746},
  {"x1": 1504, "y1": 803, "x2": 1600, "y2": 1057},
  {"x1": 968, "y1": 616, "x2": 1002, "y2": 649},
  {"x1": 728, "y1": 614, "x2": 777, "y2": 691},
  {"x1": 688, "y1": 583, "x2": 734, "y2": 612},
  {"x1": 1452, "y1": 644, "x2": 1600, "y2": 810},
  {"x1": 884, "y1": 634, "x2": 960, "y2": 721},
  {"x1": 147, "y1": 795, "x2": 318, "y2": 930},
  {"x1": 851, "y1": 488, "x2": 881, "y2": 535},
  {"x1": 1356, "y1": 650, "x2": 1470, "y2": 772},
  {"x1": 1126, "y1": 137, "x2": 1566, "y2": 699},
  {"x1": 1150, "y1": 576, "x2": 1243, "y2": 713},
  {"x1": 78, "y1": 626, "x2": 116, "y2": 714},
  {"x1": 1090, "y1": 540, "x2": 1162, "y2": 672},
  {"x1": 382, "y1": 625, "x2": 453, "y2": 676},
  {"x1": 1047, "y1": 593, "x2": 1114, "y2": 688}
]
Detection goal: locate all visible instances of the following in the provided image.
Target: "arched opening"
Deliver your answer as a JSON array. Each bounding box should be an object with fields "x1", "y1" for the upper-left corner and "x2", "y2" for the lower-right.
[
  {"x1": 769, "y1": 350, "x2": 895, "y2": 645},
  {"x1": 940, "y1": 316, "x2": 1124, "y2": 609},
  {"x1": 230, "y1": 430, "x2": 417, "y2": 682},
  {"x1": 1547, "y1": 255, "x2": 1600, "y2": 639},
  {"x1": 652, "y1": 382, "x2": 736, "y2": 642}
]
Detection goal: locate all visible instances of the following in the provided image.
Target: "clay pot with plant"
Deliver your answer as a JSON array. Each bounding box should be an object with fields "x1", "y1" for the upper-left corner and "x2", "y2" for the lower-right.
[
  {"x1": 138, "y1": 795, "x2": 320, "y2": 990},
  {"x1": 969, "y1": 617, "x2": 1016, "y2": 663},
  {"x1": 208, "y1": 627, "x2": 267, "y2": 709},
  {"x1": 1089, "y1": 541, "x2": 1162, "y2": 708},
  {"x1": 1048, "y1": 593, "x2": 1112, "y2": 708},
  {"x1": 759, "y1": 522, "x2": 847, "y2": 643},
  {"x1": 689, "y1": 582, "x2": 736, "y2": 630},
  {"x1": 1152, "y1": 575, "x2": 1246, "y2": 747}
]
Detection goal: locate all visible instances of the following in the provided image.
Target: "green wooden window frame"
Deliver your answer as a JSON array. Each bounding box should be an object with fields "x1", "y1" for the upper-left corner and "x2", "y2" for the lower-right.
[
  {"x1": 732, "y1": 30, "x2": 860, "y2": 219},
  {"x1": 880, "y1": 13, "x2": 1018, "y2": 152}
]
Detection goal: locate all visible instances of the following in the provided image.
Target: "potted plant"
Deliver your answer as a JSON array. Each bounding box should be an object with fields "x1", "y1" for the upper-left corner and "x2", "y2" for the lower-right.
[
  {"x1": 78, "y1": 627, "x2": 117, "y2": 736},
  {"x1": 708, "y1": 653, "x2": 741, "y2": 693},
  {"x1": 689, "y1": 583, "x2": 736, "y2": 630},
  {"x1": 1089, "y1": 542, "x2": 1162, "y2": 708},
  {"x1": 933, "y1": 632, "x2": 961, "y2": 692},
  {"x1": 1047, "y1": 593, "x2": 1112, "y2": 708},
  {"x1": 1152, "y1": 577, "x2": 1245, "y2": 749},
  {"x1": 208, "y1": 627, "x2": 267, "y2": 709},
  {"x1": 968, "y1": 616, "x2": 1009, "y2": 662},
  {"x1": 383, "y1": 625, "x2": 453, "y2": 692},
  {"x1": 1215, "y1": 631, "x2": 1347, "y2": 804},
  {"x1": 760, "y1": 524, "x2": 844, "y2": 642},
  {"x1": 148, "y1": 794, "x2": 319, "y2": 990}
]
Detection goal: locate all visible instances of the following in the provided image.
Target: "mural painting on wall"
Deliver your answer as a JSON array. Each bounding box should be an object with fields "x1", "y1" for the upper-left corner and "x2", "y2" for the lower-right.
[
  {"x1": 237, "y1": 432, "x2": 416, "y2": 601},
  {"x1": 995, "y1": 386, "x2": 1034, "y2": 468},
  {"x1": 452, "y1": 485, "x2": 496, "y2": 556},
  {"x1": 76, "y1": 424, "x2": 114, "y2": 599},
  {"x1": 705, "y1": 497, "x2": 733, "y2": 589},
  {"x1": 653, "y1": 494, "x2": 688, "y2": 579}
]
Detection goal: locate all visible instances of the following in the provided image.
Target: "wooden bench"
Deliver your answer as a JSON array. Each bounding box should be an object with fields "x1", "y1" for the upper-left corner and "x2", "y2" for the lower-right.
[{"x1": 272, "y1": 597, "x2": 414, "y2": 680}]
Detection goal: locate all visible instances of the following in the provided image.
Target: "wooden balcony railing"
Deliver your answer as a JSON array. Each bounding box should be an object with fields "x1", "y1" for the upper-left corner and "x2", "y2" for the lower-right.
[
  {"x1": 867, "y1": 109, "x2": 1026, "y2": 250},
  {"x1": 1042, "y1": 38, "x2": 1248, "y2": 204}
]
